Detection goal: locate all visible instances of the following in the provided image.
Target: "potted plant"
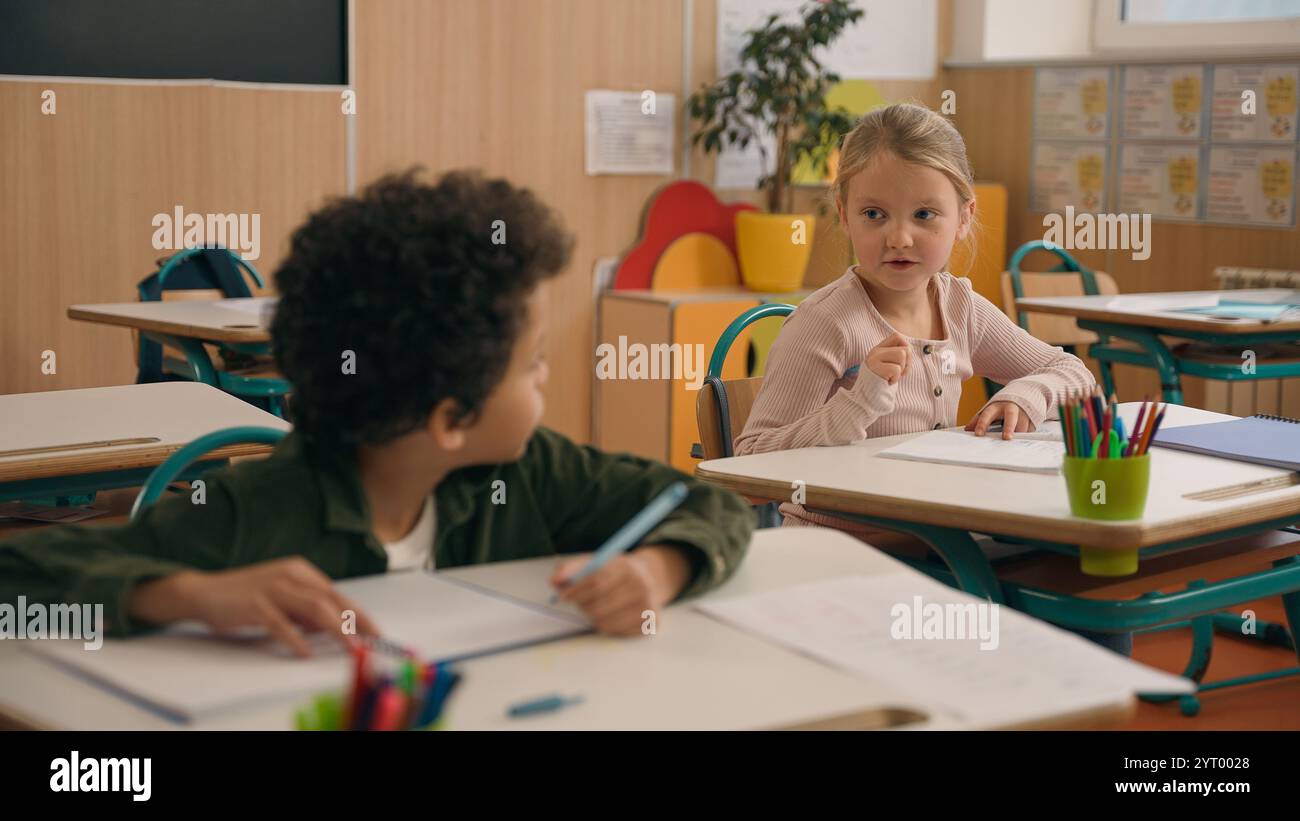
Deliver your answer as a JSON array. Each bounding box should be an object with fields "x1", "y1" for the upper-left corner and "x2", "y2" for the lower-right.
[{"x1": 687, "y1": 0, "x2": 863, "y2": 292}]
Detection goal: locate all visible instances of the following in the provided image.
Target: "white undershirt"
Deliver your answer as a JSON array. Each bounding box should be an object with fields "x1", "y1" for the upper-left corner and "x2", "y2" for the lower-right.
[{"x1": 380, "y1": 495, "x2": 437, "y2": 572}]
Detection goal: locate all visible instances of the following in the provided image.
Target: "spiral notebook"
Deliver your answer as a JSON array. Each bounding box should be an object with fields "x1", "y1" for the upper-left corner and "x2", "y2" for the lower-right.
[{"x1": 1151, "y1": 413, "x2": 1300, "y2": 471}]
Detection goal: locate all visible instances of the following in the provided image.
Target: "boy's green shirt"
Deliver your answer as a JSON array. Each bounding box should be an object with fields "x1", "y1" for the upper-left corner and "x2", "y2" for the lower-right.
[{"x1": 0, "y1": 428, "x2": 753, "y2": 636}]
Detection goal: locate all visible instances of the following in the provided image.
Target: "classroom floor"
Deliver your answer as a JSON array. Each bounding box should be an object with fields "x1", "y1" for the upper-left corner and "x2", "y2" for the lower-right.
[
  {"x1": 4, "y1": 491, "x2": 1298, "y2": 730},
  {"x1": 1124, "y1": 594, "x2": 1300, "y2": 730},
  {"x1": 996, "y1": 531, "x2": 1300, "y2": 730}
]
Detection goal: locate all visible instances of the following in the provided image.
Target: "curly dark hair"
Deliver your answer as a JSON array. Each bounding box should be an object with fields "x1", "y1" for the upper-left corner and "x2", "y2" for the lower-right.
[{"x1": 271, "y1": 168, "x2": 573, "y2": 446}]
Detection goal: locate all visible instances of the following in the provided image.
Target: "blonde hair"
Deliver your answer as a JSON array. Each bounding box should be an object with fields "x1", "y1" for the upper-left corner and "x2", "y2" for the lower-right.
[{"x1": 830, "y1": 102, "x2": 979, "y2": 272}]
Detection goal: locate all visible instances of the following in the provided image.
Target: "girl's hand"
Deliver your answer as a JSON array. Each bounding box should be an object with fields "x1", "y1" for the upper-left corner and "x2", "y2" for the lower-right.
[
  {"x1": 965, "y1": 401, "x2": 1034, "y2": 439},
  {"x1": 864, "y1": 332, "x2": 910, "y2": 385}
]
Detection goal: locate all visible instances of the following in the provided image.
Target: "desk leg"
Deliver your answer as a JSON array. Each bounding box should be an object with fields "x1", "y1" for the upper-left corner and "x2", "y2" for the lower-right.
[
  {"x1": 1278, "y1": 556, "x2": 1300, "y2": 665},
  {"x1": 805, "y1": 510, "x2": 1004, "y2": 604},
  {"x1": 1077, "y1": 320, "x2": 1184, "y2": 404},
  {"x1": 143, "y1": 332, "x2": 220, "y2": 386}
]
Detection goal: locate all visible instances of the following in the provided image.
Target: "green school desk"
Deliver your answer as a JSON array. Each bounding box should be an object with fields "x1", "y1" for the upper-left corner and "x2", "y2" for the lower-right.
[
  {"x1": 696, "y1": 403, "x2": 1300, "y2": 712},
  {"x1": 1016, "y1": 290, "x2": 1300, "y2": 404},
  {"x1": 0, "y1": 383, "x2": 290, "y2": 503},
  {"x1": 67, "y1": 298, "x2": 285, "y2": 408},
  {"x1": 0, "y1": 528, "x2": 1147, "y2": 731}
]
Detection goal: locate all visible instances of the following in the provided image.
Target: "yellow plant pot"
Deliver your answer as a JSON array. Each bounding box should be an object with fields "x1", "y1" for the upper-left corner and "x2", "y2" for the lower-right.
[{"x1": 735, "y1": 211, "x2": 814, "y2": 292}]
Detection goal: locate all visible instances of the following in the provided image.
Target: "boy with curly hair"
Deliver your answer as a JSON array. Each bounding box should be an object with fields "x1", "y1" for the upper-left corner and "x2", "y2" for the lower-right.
[{"x1": 0, "y1": 169, "x2": 754, "y2": 653}]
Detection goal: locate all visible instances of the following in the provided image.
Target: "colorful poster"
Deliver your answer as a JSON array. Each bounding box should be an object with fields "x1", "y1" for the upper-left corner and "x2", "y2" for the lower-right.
[
  {"x1": 1211, "y1": 64, "x2": 1299, "y2": 143},
  {"x1": 1030, "y1": 142, "x2": 1109, "y2": 213},
  {"x1": 1117, "y1": 144, "x2": 1201, "y2": 220},
  {"x1": 1206, "y1": 146, "x2": 1296, "y2": 227},
  {"x1": 1121, "y1": 65, "x2": 1204, "y2": 139},
  {"x1": 1035, "y1": 68, "x2": 1112, "y2": 140}
]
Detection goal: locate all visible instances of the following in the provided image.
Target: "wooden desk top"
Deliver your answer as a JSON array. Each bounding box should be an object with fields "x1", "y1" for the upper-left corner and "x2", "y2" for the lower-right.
[
  {"x1": 68, "y1": 297, "x2": 276, "y2": 343},
  {"x1": 0, "y1": 528, "x2": 1134, "y2": 731},
  {"x1": 0, "y1": 383, "x2": 290, "y2": 483},
  {"x1": 1016, "y1": 289, "x2": 1300, "y2": 335},
  {"x1": 697, "y1": 404, "x2": 1300, "y2": 551}
]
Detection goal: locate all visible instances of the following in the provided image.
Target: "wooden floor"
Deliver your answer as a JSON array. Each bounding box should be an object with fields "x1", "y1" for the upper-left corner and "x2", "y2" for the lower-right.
[
  {"x1": 1123, "y1": 594, "x2": 1300, "y2": 729},
  {"x1": 995, "y1": 531, "x2": 1300, "y2": 730}
]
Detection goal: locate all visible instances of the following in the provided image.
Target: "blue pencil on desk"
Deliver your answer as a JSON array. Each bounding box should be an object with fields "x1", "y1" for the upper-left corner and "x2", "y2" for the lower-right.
[
  {"x1": 549, "y1": 480, "x2": 690, "y2": 604},
  {"x1": 507, "y1": 693, "x2": 584, "y2": 718}
]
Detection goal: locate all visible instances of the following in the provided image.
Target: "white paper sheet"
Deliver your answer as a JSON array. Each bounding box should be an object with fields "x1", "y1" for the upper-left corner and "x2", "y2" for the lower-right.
[
  {"x1": 212, "y1": 297, "x2": 277, "y2": 314},
  {"x1": 877, "y1": 430, "x2": 1065, "y2": 474},
  {"x1": 1107, "y1": 294, "x2": 1220, "y2": 312},
  {"x1": 697, "y1": 574, "x2": 1193, "y2": 728},
  {"x1": 584, "y1": 90, "x2": 675, "y2": 176},
  {"x1": 26, "y1": 571, "x2": 588, "y2": 721}
]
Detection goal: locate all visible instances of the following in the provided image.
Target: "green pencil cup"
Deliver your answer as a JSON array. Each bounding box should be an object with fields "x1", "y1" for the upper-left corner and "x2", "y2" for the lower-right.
[{"x1": 1061, "y1": 454, "x2": 1151, "y2": 576}]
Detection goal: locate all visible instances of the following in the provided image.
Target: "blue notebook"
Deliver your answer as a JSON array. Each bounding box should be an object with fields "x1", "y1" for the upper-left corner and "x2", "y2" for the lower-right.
[
  {"x1": 1152, "y1": 414, "x2": 1300, "y2": 471},
  {"x1": 1175, "y1": 302, "x2": 1300, "y2": 321}
]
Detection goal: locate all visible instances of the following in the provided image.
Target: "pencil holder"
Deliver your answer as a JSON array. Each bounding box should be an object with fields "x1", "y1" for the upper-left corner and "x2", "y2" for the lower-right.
[
  {"x1": 1061, "y1": 454, "x2": 1150, "y2": 576},
  {"x1": 293, "y1": 691, "x2": 449, "y2": 731}
]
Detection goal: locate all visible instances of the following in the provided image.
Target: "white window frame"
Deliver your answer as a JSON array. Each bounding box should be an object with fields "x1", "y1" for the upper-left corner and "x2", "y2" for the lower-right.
[{"x1": 1092, "y1": 0, "x2": 1300, "y2": 57}]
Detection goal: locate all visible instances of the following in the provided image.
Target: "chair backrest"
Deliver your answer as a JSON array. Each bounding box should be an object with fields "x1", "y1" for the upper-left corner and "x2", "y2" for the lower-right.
[
  {"x1": 136, "y1": 248, "x2": 265, "y2": 384},
  {"x1": 707, "y1": 303, "x2": 795, "y2": 378},
  {"x1": 140, "y1": 247, "x2": 264, "y2": 301},
  {"x1": 130, "y1": 426, "x2": 287, "y2": 520},
  {"x1": 695, "y1": 376, "x2": 765, "y2": 461},
  {"x1": 1002, "y1": 241, "x2": 1119, "y2": 347},
  {"x1": 695, "y1": 303, "x2": 794, "y2": 461}
]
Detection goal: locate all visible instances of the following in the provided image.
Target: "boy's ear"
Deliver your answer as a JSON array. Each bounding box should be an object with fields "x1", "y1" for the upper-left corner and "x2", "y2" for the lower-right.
[{"x1": 427, "y1": 398, "x2": 472, "y2": 451}]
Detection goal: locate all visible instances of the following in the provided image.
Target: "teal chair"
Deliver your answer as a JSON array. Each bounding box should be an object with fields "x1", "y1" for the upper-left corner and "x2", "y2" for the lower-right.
[
  {"x1": 131, "y1": 426, "x2": 287, "y2": 520},
  {"x1": 1006, "y1": 241, "x2": 1300, "y2": 404},
  {"x1": 692, "y1": 304, "x2": 795, "y2": 529},
  {"x1": 138, "y1": 248, "x2": 292, "y2": 418},
  {"x1": 1002, "y1": 241, "x2": 1137, "y2": 399}
]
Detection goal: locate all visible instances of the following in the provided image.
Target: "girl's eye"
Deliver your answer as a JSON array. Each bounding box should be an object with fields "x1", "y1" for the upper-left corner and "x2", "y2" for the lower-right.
[
  {"x1": 862, "y1": 208, "x2": 884, "y2": 220},
  {"x1": 915, "y1": 209, "x2": 936, "y2": 221}
]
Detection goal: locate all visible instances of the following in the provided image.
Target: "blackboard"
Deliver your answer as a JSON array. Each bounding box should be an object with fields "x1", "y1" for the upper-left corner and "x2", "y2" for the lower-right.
[{"x1": 0, "y1": 0, "x2": 347, "y2": 85}]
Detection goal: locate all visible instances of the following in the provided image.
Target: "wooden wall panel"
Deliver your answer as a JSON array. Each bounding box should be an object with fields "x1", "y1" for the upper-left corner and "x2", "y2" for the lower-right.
[
  {"x1": 354, "y1": 0, "x2": 687, "y2": 444},
  {"x1": 0, "y1": 80, "x2": 345, "y2": 396}
]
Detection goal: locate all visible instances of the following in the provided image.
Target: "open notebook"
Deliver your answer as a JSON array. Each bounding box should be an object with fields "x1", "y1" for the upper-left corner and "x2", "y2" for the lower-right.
[
  {"x1": 25, "y1": 571, "x2": 588, "y2": 721},
  {"x1": 877, "y1": 430, "x2": 1064, "y2": 474},
  {"x1": 696, "y1": 573, "x2": 1193, "y2": 729}
]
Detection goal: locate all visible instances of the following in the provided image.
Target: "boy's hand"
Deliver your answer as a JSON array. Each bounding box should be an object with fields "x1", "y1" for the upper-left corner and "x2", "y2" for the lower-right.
[
  {"x1": 864, "y1": 332, "x2": 910, "y2": 385},
  {"x1": 550, "y1": 545, "x2": 692, "y2": 635},
  {"x1": 965, "y1": 401, "x2": 1035, "y2": 439},
  {"x1": 126, "y1": 556, "x2": 380, "y2": 658}
]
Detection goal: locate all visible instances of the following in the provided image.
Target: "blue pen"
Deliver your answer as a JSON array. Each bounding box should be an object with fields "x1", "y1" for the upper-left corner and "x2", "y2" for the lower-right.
[
  {"x1": 549, "y1": 481, "x2": 689, "y2": 604},
  {"x1": 507, "y1": 693, "x2": 584, "y2": 718}
]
